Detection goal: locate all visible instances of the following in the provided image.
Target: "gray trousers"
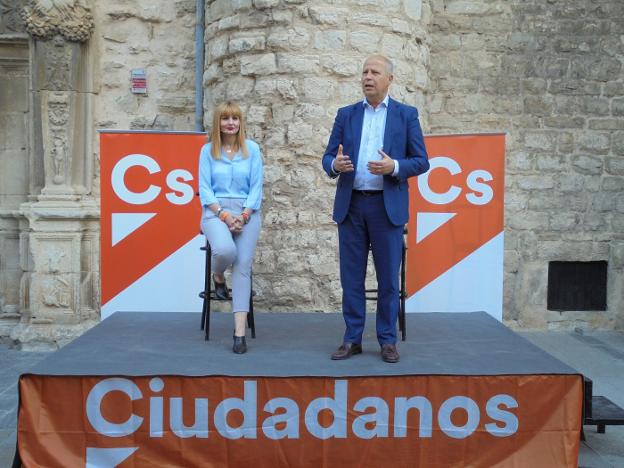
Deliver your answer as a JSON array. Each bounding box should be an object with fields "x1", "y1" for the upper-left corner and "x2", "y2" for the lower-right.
[{"x1": 200, "y1": 198, "x2": 261, "y2": 313}]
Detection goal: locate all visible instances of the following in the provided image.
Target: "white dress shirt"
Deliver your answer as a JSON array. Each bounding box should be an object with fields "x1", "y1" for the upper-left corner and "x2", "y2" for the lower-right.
[{"x1": 333, "y1": 95, "x2": 399, "y2": 187}]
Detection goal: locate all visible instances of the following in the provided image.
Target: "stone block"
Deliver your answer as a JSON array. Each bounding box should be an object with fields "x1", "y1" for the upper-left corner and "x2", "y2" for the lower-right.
[
  {"x1": 581, "y1": 212, "x2": 608, "y2": 232},
  {"x1": 506, "y1": 212, "x2": 549, "y2": 230},
  {"x1": 611, "y1": 241, "x2": 624, "y2": 269},
  {"x1": 247, "y1": 105, "x2": 270, "y2": 124},
  {"x1": 229, "y1": 36, "x2": 266, "y2": 53},
  {"x1": 557, "y1": 175, "x2": 584, "y2": 193},
  {"x1": 517, "y1": 263, "x2": 548, "y2": 306},
  {"x1": 553, "y1": 96, "x2": 583, "y2": 115},
  {"x1": 570, "y1": 57, "x2": 622, "y2": 82},
  {"x1": 270, "y1": 79, "x2": 295, "y2": 100},
  {"x1": 535, "y1": 154, "x2": 566, "y2": 172},
  {"x1": 225, "y1": 76, "x2": 255, "y2": 99},
  {"x1": 571, "y1": 155, "x2": 603, "y2": 175},
  {"x1": 557, "y1": 132, "x2": 575, "y2": 154},
  {"x1": 523, "y1": 96, "x2": 553, "y2": 116},
  {"x1": 253, "y1": 0, "x2": 279, "y2": 8},
  {"x1": 613, "y1": 98, "x2": 624, "y2": 116},
  {"x1": 353, "y1": 0, "x2": 401, "y2": 10},
  {"x1": 208, "y1": 35, "x2": 229, "y2": 60},
  {"x1": 313, "y1": 30, "x2": 347, "y2": 50},
  {"x1": 504, "y1": 190, "x2": 529, "y2": 211},
  {"x1": 446, "y1": 0, "x2": 499, "y2": 15},
  {"x1": 583, "y1": 97, "x2": 610, "y2": 116},
  {"x1": 352, "y1": 12, "x2": 391, "y2": 27},
  {"x1": 521, "y1": 78, "x2": 548, "y2": 95},
  {"x1": 588, "y1": 118, "x2": 624, "y2": 131},
  {"x1": 590, "y1": 192, "x2": 617, "y2": 212},
  {"x1": 528, "y1": 192, "x2": 586, "y2": 212},
  {"x1": 381, "y1": 34, "x2": 405, "y2": 58},
  {"x1": 208, "y1": 0, "x2": 235, "y2": 21},
  {"x1": 350, "y1": 30, "x2": 382, "y2": 54},
  {"x1": 549, "y1": 213, "x2": 580, "y2": 231},
  {"x1": 391, "y1": 19, "x2": 411, "y2": 35},
  {"x1": 240, "y1": 53, "x2": 277, "y2": 75},
  {"x1": 302, "y1": 78, "x2": 335, "y2": 101},
  {"x1": 524, "y1": 131, "x2": 557, "y2": 151},
  {"x1": 277, "y1": 54, "x2": 319, "y2": 74},
  {"x1": 267, "y1": 28, "x2": 311, "y2": 50},
  {"x1": 605, "y1": 157, "x2": 624, "y2": 175},
  {"x1": 287, "y1": 122, "x2": 313, "y2": 146},
  {"x1": 577, "y1": 132, "x2": 610, "y2": 153},
  {"x1": 549, "y1": 80, "x2": 602, "y2": 96},
  {"x1": 604, "y1": 82, "x2": 624, "y2": 97},
  {"x1": 232, "y1": 0, "x2": 253, "y2": 9},
  {"x1": 506, "y1": 151, "x2": 534, "y2": 171},
  {"x1": 614, "y1": 131, "x2": 624, "y2": 155},
  {"x1": 308, "y1": 7, "x2": 347, "y2": 25},
  {"x1": 216, "y1": 14, "x2": 241, "y2": 31},
  {"x1": 602, "y1": 177, "x2": 624, "y2": 191},
  {"x1": 404, "y1": 0, "x2": 422, "y2": 19},
  {"x1": 543, "y1": 117, "x2": 585, "y2": 129}
]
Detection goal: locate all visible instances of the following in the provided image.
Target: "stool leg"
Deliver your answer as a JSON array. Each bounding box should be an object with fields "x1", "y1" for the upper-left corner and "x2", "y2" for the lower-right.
[
  {"x1": 201, "y1": 241, "x2": 209, "y2": 331},
  {"x1": 205, "y1": 242, "x2": 212, "y2": 341},
  {"x1": 400, "y1": 236, "x2": 406, "y2": 341},
  {"x1": 248, "y1": 272, "x2": 256, "y2": 338}
]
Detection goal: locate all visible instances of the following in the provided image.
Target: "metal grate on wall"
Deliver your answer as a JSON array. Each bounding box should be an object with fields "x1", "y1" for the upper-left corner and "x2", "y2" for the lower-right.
[{"x1": 547, "y1": 261, "x2": 607, "y2": 312}]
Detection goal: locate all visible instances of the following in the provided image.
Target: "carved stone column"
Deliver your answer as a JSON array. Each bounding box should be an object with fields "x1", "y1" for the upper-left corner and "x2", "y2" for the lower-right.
[{"x1": 12, "y1": 0, "x2": 99, "y2": 349}]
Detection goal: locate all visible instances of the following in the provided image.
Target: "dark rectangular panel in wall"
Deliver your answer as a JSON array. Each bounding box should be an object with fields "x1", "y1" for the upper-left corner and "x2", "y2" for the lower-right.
[{"x1": 547, "y1": 261, "x2": 607, "y2": 311}]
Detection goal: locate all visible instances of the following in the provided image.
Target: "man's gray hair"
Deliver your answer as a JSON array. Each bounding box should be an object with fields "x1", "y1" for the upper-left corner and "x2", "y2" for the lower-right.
[{"x1": 365, "y1": 55, "x2": 394, "y2": 74}]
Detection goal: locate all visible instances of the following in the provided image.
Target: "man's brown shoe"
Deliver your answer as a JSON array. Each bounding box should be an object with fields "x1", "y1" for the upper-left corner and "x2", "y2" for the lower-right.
[
  {"x1": 331, "y1": 343, "x2": 362, "y2": 360},
  {"x1": 381, "y1": 344, "x2": 400, "y2": 363}
]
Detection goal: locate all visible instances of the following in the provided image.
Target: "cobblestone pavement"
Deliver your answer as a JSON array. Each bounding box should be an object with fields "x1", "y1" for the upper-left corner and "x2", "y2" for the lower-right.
[{"x1": 1, "y1": 330, "x2": 623, "y2": 467}]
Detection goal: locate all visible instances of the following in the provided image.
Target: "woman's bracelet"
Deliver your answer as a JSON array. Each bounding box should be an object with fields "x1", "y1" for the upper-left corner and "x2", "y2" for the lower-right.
[
  {"x1": 241, "y1": 212, "x2": 250, "y2": 224},
  {"x1": 216, "y1": 207, "x2": 223, "y2": 217},
  {"x1": 218, "y1": 210, "x2": 230, "y2": 222}
]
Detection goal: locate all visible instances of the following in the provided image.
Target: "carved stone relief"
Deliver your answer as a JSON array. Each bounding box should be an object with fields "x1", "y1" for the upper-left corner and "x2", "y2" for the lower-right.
[
  {"x1": 45, "y1": 35, "x2": 71, "y2": 90},
  {"x1": 21, "y1": 0, "x2": 93, "y2": 43},
  {"x1": 43, "y1": 91, "x2": 70, "y2": 187},
  {"x1": 40, "y1": 274, "x2": 70, "y2": 308},
  {"x1": 0, "y1": 0, "x2": 27, "y2": 34}
]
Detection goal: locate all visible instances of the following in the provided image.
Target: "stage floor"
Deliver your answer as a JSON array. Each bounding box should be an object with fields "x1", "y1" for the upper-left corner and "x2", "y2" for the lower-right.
[{"x1": 26, "y1": 311, "x2": 579, "y2": 378}]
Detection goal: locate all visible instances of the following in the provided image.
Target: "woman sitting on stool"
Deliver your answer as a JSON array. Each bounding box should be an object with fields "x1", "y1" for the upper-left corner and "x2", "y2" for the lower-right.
[{"x1": 198, "y1": 101, "x2": 263, "y2": 354}]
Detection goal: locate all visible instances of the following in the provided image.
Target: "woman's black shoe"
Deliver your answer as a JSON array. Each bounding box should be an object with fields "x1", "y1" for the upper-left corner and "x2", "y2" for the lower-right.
[
  {"x1": 213, "y1": 275, "x2": 230, "y2": 300},
  {"x1": 233, "y1": 336, "x2": 247, "y2": 354}
]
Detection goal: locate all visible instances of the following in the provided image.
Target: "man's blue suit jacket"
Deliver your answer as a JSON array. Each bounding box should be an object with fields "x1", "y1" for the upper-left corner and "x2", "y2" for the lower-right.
[{"x1": 322, "y1": 97, "x2": 430, "y2": 226}]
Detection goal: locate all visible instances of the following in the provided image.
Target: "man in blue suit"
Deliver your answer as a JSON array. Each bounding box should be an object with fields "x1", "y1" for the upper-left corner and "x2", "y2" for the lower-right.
[{"x1": 322, "y1": 55, "x2": 430, "y2": 363}]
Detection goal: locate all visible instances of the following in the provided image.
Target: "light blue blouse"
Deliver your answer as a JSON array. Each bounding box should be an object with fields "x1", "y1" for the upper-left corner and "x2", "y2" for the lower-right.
[{"x1": 198, "y1": 139, "x2": 263, "y2": 210}]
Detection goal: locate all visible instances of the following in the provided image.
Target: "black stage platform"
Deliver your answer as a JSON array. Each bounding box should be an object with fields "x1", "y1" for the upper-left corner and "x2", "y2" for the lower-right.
[
  {"x1": 16, "y1": 311, "x2": 584, "y2": 468},
  {"x1": 28, "y1": 311, "x2": 579, "y2": 377}
]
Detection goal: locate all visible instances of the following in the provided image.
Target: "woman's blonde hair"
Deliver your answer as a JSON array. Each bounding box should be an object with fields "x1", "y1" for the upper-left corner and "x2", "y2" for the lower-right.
[{"x1": 210, "y1": 101, "x2": 249, "y2": 159}]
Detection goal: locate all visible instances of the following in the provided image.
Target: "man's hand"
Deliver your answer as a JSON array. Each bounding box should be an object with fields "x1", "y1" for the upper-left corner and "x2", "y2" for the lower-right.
[
  {"x1": 368, "y1": 149, "x2": 395, "y2": 175},
  {"x1": 334, "y1": 144, "x2": 354, "y2": 173}
]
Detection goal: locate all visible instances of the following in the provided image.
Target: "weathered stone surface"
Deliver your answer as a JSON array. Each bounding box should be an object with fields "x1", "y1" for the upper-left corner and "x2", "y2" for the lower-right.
[{"x1": 428, "y1": 0, "x2": 624, "y2": 330}]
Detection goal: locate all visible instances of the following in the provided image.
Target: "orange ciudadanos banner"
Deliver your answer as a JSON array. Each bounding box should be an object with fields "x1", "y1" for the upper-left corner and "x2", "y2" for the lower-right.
[
  {"x1": 18, "y1": 373, "x2": 582, "y2": 467},
  {"x1": 406, "y1": 133, "x2": 505, "y2": 319}
]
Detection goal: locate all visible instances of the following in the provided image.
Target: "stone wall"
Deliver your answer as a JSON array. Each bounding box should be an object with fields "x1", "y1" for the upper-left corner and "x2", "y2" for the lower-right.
[
  {"x1": 203, "y1": 0, "x2": 428, "y2": 311},
  {"x1": 93, "y1": 1, "x2": 197, "y2": 135},
  {"x1": 1, "y1": 0, "x2": 623, "y2": 348},
  {"x1": 428, "y1": 0, "x2": 624, "y2": 329}
]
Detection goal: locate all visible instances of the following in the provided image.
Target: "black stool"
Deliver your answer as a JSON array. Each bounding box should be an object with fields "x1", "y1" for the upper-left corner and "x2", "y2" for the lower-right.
[
  {"x1": 365, "y1": 226, "x2": 408, "y2": 341},
  {"x1": 199, "y1": 238, "x2": 255, "y2": 341}
]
